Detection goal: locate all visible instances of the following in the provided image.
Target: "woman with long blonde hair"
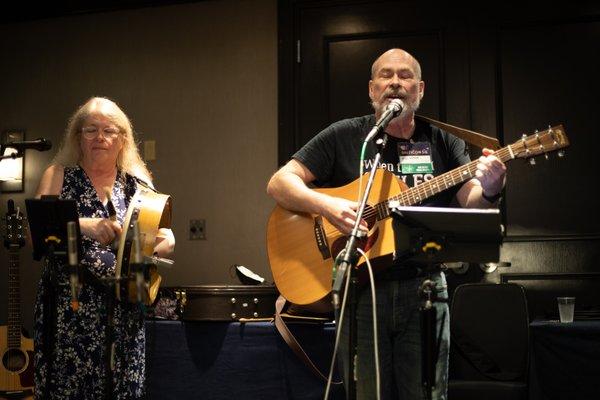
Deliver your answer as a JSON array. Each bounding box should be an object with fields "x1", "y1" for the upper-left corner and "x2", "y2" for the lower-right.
[
  {"x1": 34, "y1": 97, "x2": 174, "y2": 399},
  {"x1": 52, "y1": 96, "x2": 152, "y2": 183}
]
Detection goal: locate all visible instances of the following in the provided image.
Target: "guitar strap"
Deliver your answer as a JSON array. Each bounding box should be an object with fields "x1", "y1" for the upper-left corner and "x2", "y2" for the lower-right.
[
  {"x1": 415, "y1": 115, "x2": 501, "y2": 150},
  {"x1": 274, "y1": 295, "x2": 342, "y2": 384}
]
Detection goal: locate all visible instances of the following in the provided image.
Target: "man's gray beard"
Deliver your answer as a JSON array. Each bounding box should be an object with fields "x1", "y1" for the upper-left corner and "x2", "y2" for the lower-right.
[{"x1": 371, "y1": 97, "x2": 420, "y2": 118}]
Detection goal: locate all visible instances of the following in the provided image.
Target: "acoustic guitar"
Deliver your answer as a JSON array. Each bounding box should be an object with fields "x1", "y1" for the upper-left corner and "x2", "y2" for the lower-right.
[
  {"x1": 0, "y1": 200, "x2": 34, "y2": 399},
  {"x1": 267, "y1": 125, "x2": 569, "y2": 305},
  {"x1": 115, "y1": 187, "x2": 172, "y2": 305}
]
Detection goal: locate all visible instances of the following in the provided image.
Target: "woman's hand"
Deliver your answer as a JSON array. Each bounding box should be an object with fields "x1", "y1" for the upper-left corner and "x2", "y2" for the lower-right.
[
  {"x1": 79, "y1": 217, "x2": 122, "y2": 246},
  {"x1": 153, "y1": 228, "x2": 175, "y2": 258}
]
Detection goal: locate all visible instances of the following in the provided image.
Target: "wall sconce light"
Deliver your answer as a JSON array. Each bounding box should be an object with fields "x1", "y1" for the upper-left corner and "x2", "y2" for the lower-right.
[{"x1": 0, "y1": 130, "x2": 25, "y2": 193}]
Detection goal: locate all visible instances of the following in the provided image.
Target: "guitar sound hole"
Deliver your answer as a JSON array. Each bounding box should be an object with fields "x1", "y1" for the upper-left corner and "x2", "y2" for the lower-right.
[
  {"x1": 330, "y1": 204, "x2": 379, "y2": 258},
  {"x1": 2, "y1": 348, "x2": 26, "y2": 372}
]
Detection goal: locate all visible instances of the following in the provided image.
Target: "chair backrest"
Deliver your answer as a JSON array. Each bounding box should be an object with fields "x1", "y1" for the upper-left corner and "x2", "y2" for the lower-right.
[{"x1": 450, "y1": 283, "x2": 529, "y2": 382}]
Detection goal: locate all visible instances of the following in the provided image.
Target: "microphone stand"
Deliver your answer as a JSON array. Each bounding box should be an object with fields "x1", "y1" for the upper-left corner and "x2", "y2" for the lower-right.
[
  {"x1": 415, "y1": 247, "x2": 448, "y2": 400},
  {"x1": 66, "y1": 217, "x2": 116, "y2": 400},
  {"x1": 419, "y1": 277, "x2": 440, "y2": 400},
  {"x1": 101, "y1": 220, "x2": 140, "y2": 400},
  {"x1": 42, "y1": 240, "x2": 60, "y2": 396},
  {"x1": 99, "y1": 220, "x2": 152, "y2": 399},
  {"x1": 332, "y1": 133, "x2": 389, "y2": 400},
  {"x1": 394, "y1": 209, "x2": 448, "y2": 400},
  {"x1": 331, "y1": 103, "x2": 401, "y2": 300},
  {"x1": 99, "y1": 275, "x2": 117, "y2": 400},
  {"x1": 67, "y1": 221, "x2": 81, "y2": 312}
]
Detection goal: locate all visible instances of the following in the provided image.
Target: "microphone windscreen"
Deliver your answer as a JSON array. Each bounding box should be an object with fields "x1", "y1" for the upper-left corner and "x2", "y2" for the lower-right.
[
  {"x1": 40, "y1": 138, "x2": 52, "y2": 151},
  {"x1": 67, "y1": 221, "x2": 78, "y2": 266}
]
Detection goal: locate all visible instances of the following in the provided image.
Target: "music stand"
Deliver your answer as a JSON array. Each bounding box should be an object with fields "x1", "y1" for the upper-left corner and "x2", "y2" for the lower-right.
[
  {"x1": 26, "y1": 196, "x2": 134, "y2": 400},
  {"x1": 25, "y1": 196, "x2": 82, "y2": 396},
  {"x1": 392, "y1": 206, "x2": 501, "y2": 264},
  {"x1": 390, "y1": 205, "x2": 502, "y2": 400},
  {"x1": 25, "y1": 196, "x2": 82, "y2": 261}
]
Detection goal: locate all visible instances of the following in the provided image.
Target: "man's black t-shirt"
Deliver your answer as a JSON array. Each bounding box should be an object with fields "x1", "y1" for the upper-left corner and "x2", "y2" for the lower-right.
[{"x1": 293, "y1": 115, "x2": 471, "y2": 207}]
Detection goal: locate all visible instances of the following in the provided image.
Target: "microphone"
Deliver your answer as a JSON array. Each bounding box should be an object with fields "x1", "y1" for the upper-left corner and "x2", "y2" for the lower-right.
[
  {"x1": 4, "y1": 138, "x2": 52, "y2": 153},
  {"x1": 144, "y1": 255, "x2": 174, "y2": 270},
  {"x1": 364, "y1": 98, "x2": 404, "y2": 142},
  {"x1": 67, "y1": 221, "x2": 80, "y2": 312}
]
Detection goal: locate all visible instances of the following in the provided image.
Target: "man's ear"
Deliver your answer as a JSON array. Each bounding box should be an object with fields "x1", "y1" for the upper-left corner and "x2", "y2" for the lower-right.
[
  {"x1": 419, "y1": 80, "x2": 425, "y2": 100},
  {"x1": 368, "y1": 80, "x2": 374, "y2": 100}
]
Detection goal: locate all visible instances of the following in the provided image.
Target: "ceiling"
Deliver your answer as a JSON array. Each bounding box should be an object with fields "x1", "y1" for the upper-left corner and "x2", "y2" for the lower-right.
[{"x1": 0, "y1": 0, "x2": 202, "y2": 23}]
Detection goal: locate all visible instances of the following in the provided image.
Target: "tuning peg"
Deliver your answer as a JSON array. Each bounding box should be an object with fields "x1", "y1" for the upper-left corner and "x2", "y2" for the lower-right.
[
  {"x1": 529, "y1": 157, "x2": 536, "y2": 166},
  {"x1": 544, "y1": 153, "x2": 549, "y2": 160},
  {"x1": 521, "y1": 134, "x2": 527, "y2": 140},
  {"x1": 558, "y1": 150, "x2": 565, "y2": 158}
]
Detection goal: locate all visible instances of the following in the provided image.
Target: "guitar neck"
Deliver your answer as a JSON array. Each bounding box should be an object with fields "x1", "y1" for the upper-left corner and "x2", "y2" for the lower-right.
[
  {"x1": 369, "y1": 124, "x2": 569, "y2": 220},
  {"x1": 7, "y1": 248, "x2": 22, "y2": 348},
  {"x1": 374, "y1": 144, "x2": 515, "y2": 220}
]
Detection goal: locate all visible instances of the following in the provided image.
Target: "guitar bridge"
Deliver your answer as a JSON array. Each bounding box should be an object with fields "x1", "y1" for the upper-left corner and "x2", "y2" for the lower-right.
[{"x1": 313, "y1": 216, "x2": 331, "y2": 260}]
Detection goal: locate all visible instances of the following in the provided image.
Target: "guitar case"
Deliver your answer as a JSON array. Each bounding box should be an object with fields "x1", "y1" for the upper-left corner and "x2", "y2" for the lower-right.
[{"x1": 172, "y1": 285, "x2": 279, "y2": 321}]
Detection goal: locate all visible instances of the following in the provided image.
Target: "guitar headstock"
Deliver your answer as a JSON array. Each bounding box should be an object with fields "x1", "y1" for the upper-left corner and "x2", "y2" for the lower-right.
[
  {"x1": 510, "y1": 125, "x2": 569, "y2": 160},
  {"x1": 4, "y1": 199, "x2": 26, "y2": 249}
]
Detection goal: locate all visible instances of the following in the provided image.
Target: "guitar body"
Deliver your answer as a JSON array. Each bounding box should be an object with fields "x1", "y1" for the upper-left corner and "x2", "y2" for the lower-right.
[
  {"x1": 267, "y1": 169, "x2": 406, "y2": 305},
  {"x1": 0, "y1": 326, "x2": 34, "y2": 399},
  {"x1": 115, "y1": 188, "x2": 172, "y2": 305}
]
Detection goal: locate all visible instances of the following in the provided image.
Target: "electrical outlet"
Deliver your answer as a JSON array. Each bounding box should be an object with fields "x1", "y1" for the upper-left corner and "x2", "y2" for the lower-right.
[{"x1": 189, "y1": 219, "x2": 206, "y2": 240}]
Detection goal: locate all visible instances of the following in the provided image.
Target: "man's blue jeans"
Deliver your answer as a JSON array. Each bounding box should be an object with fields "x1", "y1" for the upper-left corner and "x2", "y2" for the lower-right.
[{"x1": 338, "y1": 271, "x2": 449, "y2": 400}]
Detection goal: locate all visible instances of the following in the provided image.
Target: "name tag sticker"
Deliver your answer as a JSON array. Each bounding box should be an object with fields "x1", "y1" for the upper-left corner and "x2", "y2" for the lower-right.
[{"x1": 398, "y1": 142, "x2": 434, "y2": 174}]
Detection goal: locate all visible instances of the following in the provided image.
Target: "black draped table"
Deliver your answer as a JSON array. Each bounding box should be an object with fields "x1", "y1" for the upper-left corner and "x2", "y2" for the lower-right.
[
  {"x1": 529, "y1": 320, "x2": 600, "y2": 400},
  {"x1": 145, "y1": 320, "x2": 345, "y2": 399}
]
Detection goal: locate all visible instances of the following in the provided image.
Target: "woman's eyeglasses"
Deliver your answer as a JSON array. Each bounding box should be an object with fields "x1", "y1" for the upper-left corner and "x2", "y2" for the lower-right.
[{"x1": 81, "y1": 126, "x2": 121, "y2": 139}]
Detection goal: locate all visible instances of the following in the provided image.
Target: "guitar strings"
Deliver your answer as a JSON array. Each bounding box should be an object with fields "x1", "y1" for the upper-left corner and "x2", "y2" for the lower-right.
[{"x1": 321, "y1": 146, "x2": 514, "y2": 237}]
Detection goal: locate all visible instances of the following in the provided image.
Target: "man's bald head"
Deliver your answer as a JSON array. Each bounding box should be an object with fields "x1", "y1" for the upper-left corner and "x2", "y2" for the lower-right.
[
  {"x1": 371, "y1": 49, "x2": 422, "y2": 81},
  {"x1": 368, "y1": 48, "x2": 425, "y2": 118}
]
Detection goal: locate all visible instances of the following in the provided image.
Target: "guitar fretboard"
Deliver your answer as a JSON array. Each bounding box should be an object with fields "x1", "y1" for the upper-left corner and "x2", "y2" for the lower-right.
[
  {"x1": 8, "y1": 250, "x2": 22, "y2": 348},
  {"x1": 372, "y1": 145, "x2": 514, "y2": 220}
]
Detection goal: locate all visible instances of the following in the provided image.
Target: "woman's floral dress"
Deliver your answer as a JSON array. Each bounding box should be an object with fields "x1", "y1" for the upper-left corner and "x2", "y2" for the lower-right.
[{"x1": 34, "y1": 165, "x2": 146, "y2": 399}]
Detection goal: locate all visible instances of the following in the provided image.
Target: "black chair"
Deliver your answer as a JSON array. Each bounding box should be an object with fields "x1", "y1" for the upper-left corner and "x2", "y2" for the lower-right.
[{"x1": 448, "y1": 283, "x2": 529, "y2": 400}]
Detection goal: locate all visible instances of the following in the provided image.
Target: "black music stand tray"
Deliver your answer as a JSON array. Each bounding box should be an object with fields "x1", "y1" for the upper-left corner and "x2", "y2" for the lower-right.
[
  {"x1": 25, "y1": 197, "x2": 83, "y2": 397},
  {"x1": 26, "y1": 196, "x2": 81, "y2": 261},
  {"x1": 390, "y1": 205, "x2": 502, "y2": 400},
  {"x1": 391, "y1": 205, "x2": 502, "y2": 265},
  {"x1": 26, "y1": 196, "x2": 124, "y2": 400}
]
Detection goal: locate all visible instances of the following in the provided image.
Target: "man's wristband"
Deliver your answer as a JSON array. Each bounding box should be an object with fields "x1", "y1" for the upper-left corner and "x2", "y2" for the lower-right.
[{"x1": 482, "y1": 191, "x2": 502, "y2": 203}]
